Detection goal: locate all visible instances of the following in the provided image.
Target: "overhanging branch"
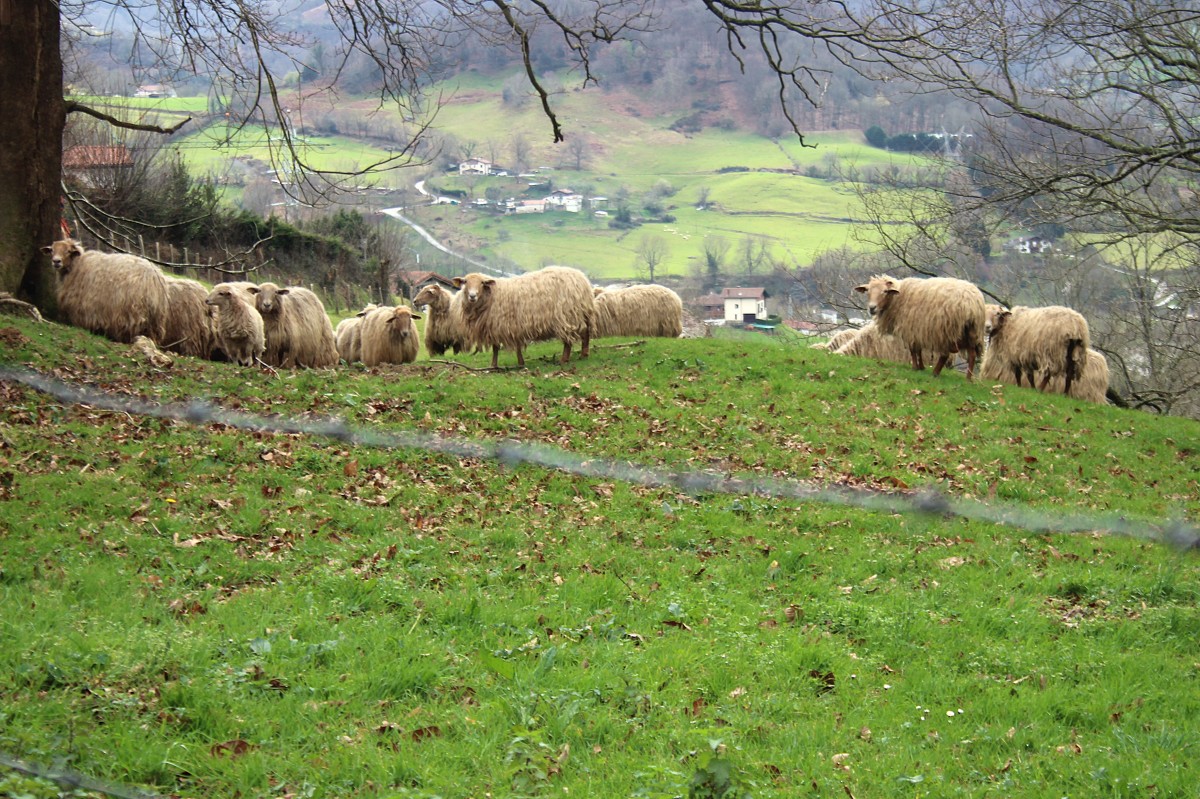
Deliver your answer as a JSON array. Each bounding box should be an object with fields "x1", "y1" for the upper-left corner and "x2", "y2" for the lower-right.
[{"x1": 65, "y1": 101, "x2": 193, "y2": 135}]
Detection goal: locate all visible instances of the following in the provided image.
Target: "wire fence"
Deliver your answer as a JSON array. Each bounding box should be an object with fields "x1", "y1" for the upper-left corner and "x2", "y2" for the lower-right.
[
  {"x1": 2, "y1": 365, "x2": 1198, "y2": 552},
  {"x1": 0, "y1": 751, "x2": 157, "y2": 799}
]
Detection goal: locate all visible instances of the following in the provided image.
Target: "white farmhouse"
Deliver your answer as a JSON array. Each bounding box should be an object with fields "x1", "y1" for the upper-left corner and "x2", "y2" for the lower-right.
[
  {"x1": 722, "y1": 287, "x2": 768, "y2": 323},
  {"x1": 458, "y1": 158, "x2": 492, "y2": 176}
]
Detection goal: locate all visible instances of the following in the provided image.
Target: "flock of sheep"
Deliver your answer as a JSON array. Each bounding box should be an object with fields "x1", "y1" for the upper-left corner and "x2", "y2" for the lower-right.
[
  {"x1": 36, "y1": 239, "x2": 1108, "y2": 402},
  {"x1": 39, "y1": 239, "x2": 685, "y2": 369},
  {"x1": 816, "y1": 274, "x2": 1108, "y2": 403}
]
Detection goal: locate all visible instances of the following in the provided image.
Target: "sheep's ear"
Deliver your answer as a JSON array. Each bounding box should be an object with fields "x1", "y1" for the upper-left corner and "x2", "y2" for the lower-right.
[
  {"x1": 452, "y1": 277, "x2": 465, "y2": 288},
  {"x1": 853, "y1": 284, "x2": 868, "y2": 293},
  {"x1": 276, "y1": 288, "x2": 290, "y2": 296},
  {"x1": 40, "y1": 245, "x2": 52, "y2": 254},
  {"x1": 69, "y1": 243, "x2": 83, "y2": 256},
  {"x1": 482, "y1": 277, "x2": 496, "y2": 288},
  {"x1": 247, "y1": 286, "x2": 260, "y2": 295},
  {"x1": 1000, "y1": 310, "x2": 1012, "y2": 320},
  {"x1": 885, "y1": 287, "x2": 900, "y2": 296},
  {"x1": 410, "y1": 311, "x2": 423, "y2": 320}
]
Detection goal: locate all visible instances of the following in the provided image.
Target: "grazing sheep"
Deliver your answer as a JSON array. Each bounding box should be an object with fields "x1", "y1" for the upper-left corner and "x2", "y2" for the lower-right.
[
  {"x1": 334, "y1": 303, "x2": 377, "y2": 364},
  {"x1": 831, "y1": 322, "x2": 913, "y2": 362},
  {"x1": 251, "y1": 282, "x2": 339, "y2": 369},
  {"x1": 591, "y1": 284, "x2": 683, "y2": 339},
  {"x1": 359, "y1": 305, "x2": 422, "y2": 366},
  {"x1": 811, "y1": 328, "x2": 859, "y2": 351},
  {"x1": 981, "y1": 304, "x2": 1090, "y2": 394},
  {"x1": 205, "y1": 283, "x2": 265, "y2": 366},
  {"x1": 41, "y1": 238, "x2": 170, "y2": 344},
  {"x1": 854, "y1": 275, "x2": 985, "y2": 379},
  {"x1": 1056, "y1": 348, "x2": 1109, "y2": 403},
  {"x1": 454, "y1": 266, "x2": 594, "y2": 368},
  {"x1": 163, "y1": 277, "x2": 217, "y2": 359},
  {"x1": 412, "y1": 284, "x2": 469, "y2": 356}
]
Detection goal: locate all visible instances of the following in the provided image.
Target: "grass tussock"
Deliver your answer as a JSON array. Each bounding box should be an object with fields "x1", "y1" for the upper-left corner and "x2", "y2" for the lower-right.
[{"x1": 1, "y1": 316, "x2": 1199, "y2": 798}]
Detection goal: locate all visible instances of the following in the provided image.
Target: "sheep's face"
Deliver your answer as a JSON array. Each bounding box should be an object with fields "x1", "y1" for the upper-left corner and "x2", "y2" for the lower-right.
[
  {"x1": 454, "y1": 274, "x2": 496, "y2": 307},
  {"x1": 985, "y1": 305, "x2": 1011, "y2": 339},
  {"x1": 385, "y1": 307, "x2": 421, "y2": 337},
  {"x1": 41, "y1": 240, "x2": 83, "y2": 276},
  {"x1": 255, "y1": 284, "x2": 287, "y2": 316},
  {"x1": 412, "y1": 285, "x2": 444, "y2": 310},
  {"x1": 853, "y1": 276, "x2": 899, "y2": 318},
  {"x1": 205, "y1": 286, "x2": 238, "y2": 308}
]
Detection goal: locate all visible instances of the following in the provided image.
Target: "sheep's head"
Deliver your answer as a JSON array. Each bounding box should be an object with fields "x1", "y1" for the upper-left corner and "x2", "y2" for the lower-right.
[
  {"x1": 356, "y1": 303, "x2": 378, "y2": 318},
  {"x1": 41, "y1": 239, "x2": 84, "y2": 275},
  {"x1": 412, "y1": 285, "x2": 445, "y2": 310},
  {"x1": 453, "y1": 273, "x2": 496, "y2": 308},
  {"x1": 853, "y1": 275, "x2": 899, "y2": 318},
  {"x1": 205, "y1": 285, "x2": 239, "y2": 308},
  {"x1": 385, "y1": 306, "x2": 421, "y2": 337},
  {"x1": 254, "y1": 283, "x2": 286, "y2": 315},
  {"x1": 985, "y1": 305, "x2": 1011, "y2": 339}
]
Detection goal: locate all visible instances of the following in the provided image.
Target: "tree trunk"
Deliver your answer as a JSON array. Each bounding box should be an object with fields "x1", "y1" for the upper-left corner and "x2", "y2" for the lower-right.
[{"x1": 0, "y1": 5, "x2": 63, "y2": 311}]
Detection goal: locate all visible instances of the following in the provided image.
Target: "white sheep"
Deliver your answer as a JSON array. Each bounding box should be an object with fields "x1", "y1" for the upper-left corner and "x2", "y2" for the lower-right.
[
  {"x1": 1053, "y1": 348, "x2": 1109, "y2": 403},
  {"x1": 251, "y1": 282, "x2": 339, "y2": 369},
  {"x1": 163, "y1": 276, "x2": 217, "y2": 359},
  {"x1": 360, "y1": 305, "x2": 422, "y2": 366},
  {"x1": 205, "y1": 282, "x2": 265, "y2": 366},
  {"x1": 831, "y1": 322, "x2": 910, "y2": 362},
  {"x1": 454, "y1": 266, "x2": 594, "y2": 368},
  {"x1": 811, "y1": 328, "x2": 858, "y2": 351},
  {"x1": 853, "y1": 274, "x2": 986, "y2": 379},
  {"x1": 334, "y1": 303, "x2": 377, "y2": 364},
  {"x1": 981, "y1": 304, "x2": 1090, "y2": 394},
  {"x1": 41, "y1": 238, "x2": 170, "y2": 344},
  {"x1": 412, "y1": 284, "x2": 469, "y2": 356},
  {"x1": 591, "y1": 284, "x2": 683, "y2": 339}
]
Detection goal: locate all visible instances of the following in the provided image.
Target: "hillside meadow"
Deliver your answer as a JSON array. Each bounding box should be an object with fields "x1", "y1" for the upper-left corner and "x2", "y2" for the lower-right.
[
  {"x1": 1, "y1": 314, "x2": 1199, "y2": 798},
  {"x1": 162, "y1": 76, "x2": 924, "y2": 279}
]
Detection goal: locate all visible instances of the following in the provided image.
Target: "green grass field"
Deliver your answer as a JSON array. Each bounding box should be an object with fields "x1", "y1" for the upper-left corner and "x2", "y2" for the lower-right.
[
  {"x1": 2, "y1": 315, "x2": 1199, "y2": 799},
  {"x1": 154, "y1": 78, "x2": 927, "y2": 278}
]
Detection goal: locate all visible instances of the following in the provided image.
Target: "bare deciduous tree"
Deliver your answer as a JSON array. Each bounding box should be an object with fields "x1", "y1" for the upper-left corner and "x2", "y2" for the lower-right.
[{"x1": 635, "y1": 233, "x2": 669, "y2": 283}]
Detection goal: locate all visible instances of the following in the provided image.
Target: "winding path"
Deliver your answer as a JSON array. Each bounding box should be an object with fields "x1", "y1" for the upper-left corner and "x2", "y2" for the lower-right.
[{"x1": 380, "y1": 181, "x2": 509, "y2": 276}]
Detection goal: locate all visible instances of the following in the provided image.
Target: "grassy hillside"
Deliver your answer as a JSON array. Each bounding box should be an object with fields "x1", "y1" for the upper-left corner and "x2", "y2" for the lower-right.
[
  {"x1": 2, "y1": 316, "x2": 1199, "y2": 798},
  {"x1": 165, "y1": 76, "x2": 925, "y2": 279}
]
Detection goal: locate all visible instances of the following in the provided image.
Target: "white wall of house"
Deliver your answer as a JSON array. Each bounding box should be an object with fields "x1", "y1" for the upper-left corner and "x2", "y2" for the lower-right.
[{"x1": 725, "y1": 298, "x2": 767, "y2": 322}]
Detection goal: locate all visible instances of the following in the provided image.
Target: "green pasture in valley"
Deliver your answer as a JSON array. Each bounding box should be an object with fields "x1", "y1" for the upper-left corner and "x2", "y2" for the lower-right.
[{"x1": 2, "y1": 314, "x2": 1199, "y2": 799}]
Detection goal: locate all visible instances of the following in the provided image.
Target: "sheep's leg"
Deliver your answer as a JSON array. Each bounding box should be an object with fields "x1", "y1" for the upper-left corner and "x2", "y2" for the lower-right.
[
  {"x1": 964, "y1": 348, "x2": 977, "y2": 380},
  {"x1": 580, "y1": 327, "x2": 590, "y2": 359},
  {"x1": 491, "y1": 345, "x2": 501, "y2": 369},
  {"x1": 560, "y1": 339, "x2": 572, "y2": 364},
  {"x1": 1063, "y1": 340, "x2": 1078, "y2": 395},
  {"x1": 1013, "y1": 366, "x2": 1024, "y2": 387},
  {"x1": 910, "y1": 347, "x2": 923, "y2": 371},
  {"x1": 515, "y1": 345, "x2": 525, "y2": 368},
  {"x1": 932, "y1": 353, "x2": 949, "y2": 376},
  {"x1": 1038, "y1": 372, "x2": 1052, "y2": 392}
]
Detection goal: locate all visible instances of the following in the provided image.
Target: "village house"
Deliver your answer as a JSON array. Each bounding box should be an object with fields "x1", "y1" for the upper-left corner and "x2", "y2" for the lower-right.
[
  {"x1": 133, "y1": 84, "x2": 176, "y2": 98},
  {"x1": 695, "y1": 293, "x2": 725, "y2": 321},
  {"x1": 458, "y1": 158, "x2": 492, "y2": 176},
  {"x1": 544, "y1": 189, "x2": 583, "y2": 212},
  {"x1": 721, "y1": 287, "x2": 768, "y2": 324},
  {"x1": 395, "y1": 270, "x2": 457, "y2": 299},
  {"x1": 62, "y1": 144, "x2": 134, "y2": 189}
]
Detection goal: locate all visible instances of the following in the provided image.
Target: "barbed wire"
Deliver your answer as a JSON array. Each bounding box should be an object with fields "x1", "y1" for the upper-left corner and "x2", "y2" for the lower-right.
[
  {"x1": 0, "y1": 751, "x2": 158, "y2": 799},
  {"x1": 2, "y1": 365, "x2": 1198, "y2": 552}
]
